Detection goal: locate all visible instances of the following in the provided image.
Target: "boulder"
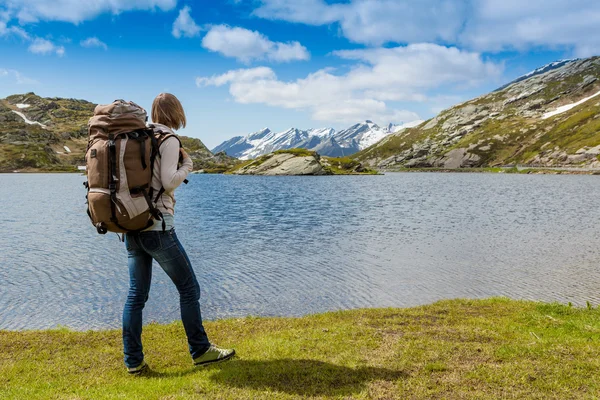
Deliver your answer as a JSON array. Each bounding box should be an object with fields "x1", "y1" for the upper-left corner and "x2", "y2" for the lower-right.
[
  {"x1": 438, "y1": 148, "x2": 481, "y2": 169},
  {"x1": 234, "y1": 153, "x2": 329, "y2": 176},
  {"x1": 585, "y1": 145, "x2": 600, "y2": 156}
]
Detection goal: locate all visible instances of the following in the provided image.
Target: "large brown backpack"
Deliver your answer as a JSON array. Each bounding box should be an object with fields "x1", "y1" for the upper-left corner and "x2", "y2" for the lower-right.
[{"x1": 84, "y1": 100, "x2": 177, "y2": 235}]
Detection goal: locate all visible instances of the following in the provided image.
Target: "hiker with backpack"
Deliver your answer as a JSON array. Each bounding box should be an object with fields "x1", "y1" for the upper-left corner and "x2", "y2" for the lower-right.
[{"x1": 85, "y1": 93, "x2": 235, "y2": 374}]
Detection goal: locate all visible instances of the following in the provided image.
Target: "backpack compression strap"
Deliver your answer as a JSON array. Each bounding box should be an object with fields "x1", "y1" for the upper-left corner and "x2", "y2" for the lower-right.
[{"x1": 108, "y1": 130, "x2": 159, "y2": 236}]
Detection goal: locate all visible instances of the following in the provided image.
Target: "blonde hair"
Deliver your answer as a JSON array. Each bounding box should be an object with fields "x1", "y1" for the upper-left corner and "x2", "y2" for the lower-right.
[{"x1": 151, "y1": 93, "x2": 187, "y2": 130}]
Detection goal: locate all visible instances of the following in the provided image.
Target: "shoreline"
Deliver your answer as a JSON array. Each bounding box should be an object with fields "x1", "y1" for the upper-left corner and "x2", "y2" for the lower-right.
[
  {"x1": 0, "y1": 297, "x2": 587, "y2": 334},
  {"x1": 5, "y1": 167, "x2": 600, "y2": 175},
  {"x1": 382, "y1": 166, "x2": 600, "y2": 175}
]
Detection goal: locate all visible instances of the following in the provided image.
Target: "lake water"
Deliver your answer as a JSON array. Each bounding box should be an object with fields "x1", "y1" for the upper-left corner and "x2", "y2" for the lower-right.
[{"x1": 1, "y1": 173, "x2": 600, "y2": 330}]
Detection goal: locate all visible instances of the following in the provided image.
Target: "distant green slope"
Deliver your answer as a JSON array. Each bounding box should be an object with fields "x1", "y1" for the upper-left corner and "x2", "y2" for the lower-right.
[
  {"x1": 0, "y1": 93, "x2": 94, "y2": 172},
  {"x1": 355, "y1": 57, "x2": 600, "y2": 170},
  {"x1": 0, "y1": 93, "x2": 237, "y2": 173}
]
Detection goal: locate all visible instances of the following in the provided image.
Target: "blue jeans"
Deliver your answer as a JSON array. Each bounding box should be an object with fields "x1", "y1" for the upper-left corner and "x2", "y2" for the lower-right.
[{"x1": 123, "y1": 228, "x2": 211, "y2": 368}]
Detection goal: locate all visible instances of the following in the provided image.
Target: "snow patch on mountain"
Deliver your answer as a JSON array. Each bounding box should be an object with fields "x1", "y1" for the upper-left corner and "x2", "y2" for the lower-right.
[
  {"x1": 542, "y1": 89, "x2": 600, "y2": 119},
  {"x1": 389, "y1": 120, "x2": 425, "y2": 132},
  {"x1": 11, "y1": 110, "x2": 46, "y2": 128}
]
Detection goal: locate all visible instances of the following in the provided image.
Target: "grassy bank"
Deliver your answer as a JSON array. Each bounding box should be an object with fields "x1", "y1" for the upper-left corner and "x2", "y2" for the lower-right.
[{"x1": 2, "y1": 298, "x2": 600, "y2": 399}]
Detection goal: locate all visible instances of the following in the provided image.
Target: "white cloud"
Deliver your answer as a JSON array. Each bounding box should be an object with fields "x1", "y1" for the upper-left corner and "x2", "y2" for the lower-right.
[
  {"x1": 1, "y1": 12, "x2": 64, "y2": 56},
  {"x1": 0, "y1": 11, "x2": 29, "y2": 39},
  {"x1": 332, "y1": 44, "x2": 501, "y2": 88},
  {"x1": 0, "y1": 68, "x2": 38, "y2": 84},
  {"x1": 28, "y1": 38, "x2": 65, "y2": 56},
  {"x1": 196, "y1": 67, "x2": 276, "y2": 87},
  {"x1": 172, "y1": 6, "x2": 200, "y2": 38},
  {"x1": 461, "y1": 0, "x2": 600, "y2": 56},
  {"x1": 253, "y1": 0, "x2": 600, "y2": 55},
  {"x1": 4, "y1": 0, "x2": 177, "y2": 24},
  {"x1": 1, "y1": 12, "x2": 63, "y2": 56},
  {"x1": 201, "y1": 25, "x2": 310, "y2": 63},
  {"x1": 254, "y1": 0, "x2": 467, "y2": 46},
  {"x1": 80, "y1": 36, "x2": 107, "y2": 50},
  {"x1": 80, "y1": 37, "x2": 107, "y2": 50},
  {"x1": 196, "y1": 44, "x2": 502, "y2": 124}
]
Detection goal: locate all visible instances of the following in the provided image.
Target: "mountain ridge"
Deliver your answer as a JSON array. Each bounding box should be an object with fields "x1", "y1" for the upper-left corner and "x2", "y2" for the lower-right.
[{"x1": 212, "y1": 120, "x2": 423, "y2": 160}]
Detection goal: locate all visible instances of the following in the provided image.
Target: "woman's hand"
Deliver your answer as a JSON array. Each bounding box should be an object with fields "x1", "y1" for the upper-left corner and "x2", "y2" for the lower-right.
[{"x1": 179, "y1": 148, "x2": 189, "y2": 161}]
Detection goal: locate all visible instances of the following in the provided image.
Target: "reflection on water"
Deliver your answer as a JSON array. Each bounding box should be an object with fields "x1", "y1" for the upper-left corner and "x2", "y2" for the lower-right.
[{"x1": 1, "y1": 172, "x2": 600, "y2": 330}]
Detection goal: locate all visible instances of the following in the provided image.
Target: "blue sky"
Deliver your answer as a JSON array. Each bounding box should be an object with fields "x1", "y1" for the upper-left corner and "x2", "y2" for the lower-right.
[{"x1": 1, "y1": 0, "x2": 599, "y2": 149}]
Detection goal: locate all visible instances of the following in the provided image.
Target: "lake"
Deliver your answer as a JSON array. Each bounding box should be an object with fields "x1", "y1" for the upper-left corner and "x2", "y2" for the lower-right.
[{"x1": 1, "y1": 172, "x2": 600, "y2": 330}]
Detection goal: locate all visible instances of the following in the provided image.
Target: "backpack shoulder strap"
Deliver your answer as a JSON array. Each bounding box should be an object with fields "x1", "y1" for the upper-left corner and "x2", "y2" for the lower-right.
[
  {"x1": 157, "y1": 133, "x2": 182, "y2": 149},
  {"x1": 151, "y1": 125, "x2": 182, "y2": 152},
  {"x1": 149, "y1": 128, "x2": 188, "y2": 204}
]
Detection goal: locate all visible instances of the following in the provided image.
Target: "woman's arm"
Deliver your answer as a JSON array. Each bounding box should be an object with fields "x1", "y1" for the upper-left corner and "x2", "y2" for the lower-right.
[{"x1": 160, "y1": 136, "x2": 193, "y2": 192}]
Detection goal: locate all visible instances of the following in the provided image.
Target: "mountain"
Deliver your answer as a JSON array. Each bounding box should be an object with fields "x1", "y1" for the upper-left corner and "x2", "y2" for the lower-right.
[
  {"x1": 0, "y1": 93, "x2": 94, "y2": 172},
  {"x1": 212, "y1": 120, "x2": 422, "y2": 160},
  {"x1": 354, "y1": 56, "x2": 600, "y2": 170},
  {"x1": 0, "y1": 92, "x2": 235, "y2": 173}
]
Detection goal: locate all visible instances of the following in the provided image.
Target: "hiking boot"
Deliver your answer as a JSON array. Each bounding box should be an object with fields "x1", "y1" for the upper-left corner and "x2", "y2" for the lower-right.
[
  {"x1": 193, "y1": 345, "x2": 235, "y2": 366},
  {"x1": 127, "y1": 360, "x2": 148, "y2": 375}
]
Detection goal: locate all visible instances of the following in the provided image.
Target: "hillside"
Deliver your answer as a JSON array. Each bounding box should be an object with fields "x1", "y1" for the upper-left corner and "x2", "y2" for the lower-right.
[
  {"x1": 0, "y1": 93, "x2": 94, "y2": 172},
  {"x1": 355, "y1": 57, "x2": 600, "y2": 170},
  {"x1": 0, "y1": 93, "x2": 235, "y2": 173}
]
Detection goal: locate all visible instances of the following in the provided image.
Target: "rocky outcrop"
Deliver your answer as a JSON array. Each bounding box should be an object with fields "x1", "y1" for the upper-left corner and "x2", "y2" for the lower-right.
[
  {"x1": 355, "y1": 56, "x2": 600, "y2": 170},
  {"x1": 232, "y1": 149, "x2": 377, "y2": 175},
  {"x1": 234, "y1": 152, "x2": 329, "y2": 176}
]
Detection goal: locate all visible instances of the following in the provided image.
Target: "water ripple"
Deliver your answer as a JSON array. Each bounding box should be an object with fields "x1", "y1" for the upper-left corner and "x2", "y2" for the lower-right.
[{"x1": 2, "y1": 173, "x2": 600, "y2": 330}]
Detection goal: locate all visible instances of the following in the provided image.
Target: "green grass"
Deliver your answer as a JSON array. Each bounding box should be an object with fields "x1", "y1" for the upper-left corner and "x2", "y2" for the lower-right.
[
  {"x1": 2, "y1": 298, "x2": 600, "y2": 399},
  {"x1": 323, "y1": 156, "x2": 379, "y2": 175},
  {"x1": 273, "y1": 148, "x2": 316, "y2": 157}
]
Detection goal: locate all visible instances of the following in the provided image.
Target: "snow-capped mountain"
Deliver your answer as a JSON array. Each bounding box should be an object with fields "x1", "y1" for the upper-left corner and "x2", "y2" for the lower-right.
[{"x1": 212, "y1": 120, "x2": 423, "y2": 159}]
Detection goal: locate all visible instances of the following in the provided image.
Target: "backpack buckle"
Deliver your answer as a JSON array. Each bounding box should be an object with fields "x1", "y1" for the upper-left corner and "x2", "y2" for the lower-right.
[
  {"x1": 96, "y1": 223, "x2": 108, "y2": 235},
  {"x1": 109, "y1": 183, "x2": 117, "y2": 191}
]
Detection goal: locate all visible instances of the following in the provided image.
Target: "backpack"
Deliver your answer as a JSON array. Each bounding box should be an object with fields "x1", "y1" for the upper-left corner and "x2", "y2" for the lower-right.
[{"x1": 84, "y1": 100, "x2": 178, "y2": 236}]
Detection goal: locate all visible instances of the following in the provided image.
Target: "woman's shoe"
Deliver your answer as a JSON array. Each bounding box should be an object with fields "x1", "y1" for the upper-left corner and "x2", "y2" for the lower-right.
[
  {"x1": 194, "y1": 345, "x2": 235, "y2": 366},
  {"x1": 127, "y1": 360, "x2": 148, "y2": 375}
]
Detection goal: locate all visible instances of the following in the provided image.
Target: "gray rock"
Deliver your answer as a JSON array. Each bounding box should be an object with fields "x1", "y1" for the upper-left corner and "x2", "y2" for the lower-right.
[
  {"x1": 234, "y1": 153, "x2": 329, "y2": 176},
  {"x1": 585, "y1": 145, "x2": 600, "y2": 156},
  {"x1": 567, "y1": 154, "x2": 588, "y2": 163},
  {"x1": 404, "y1": 158, "x2": 432, "y2": 168},
  {"x1": 440, "y1": 148, "x2": 481, "y2": 169},
  {"x1": 422, "y1": 117, "x2": 440, "y2": 130},
  {"x1": 580, "y1": 75, "x2": 598, "y2": 89}
]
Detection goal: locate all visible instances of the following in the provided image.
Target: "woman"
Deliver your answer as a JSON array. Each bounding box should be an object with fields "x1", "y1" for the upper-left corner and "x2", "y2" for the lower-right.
[{"x1": 122, "y1": 93, "x2": 235, "y2": 374}]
